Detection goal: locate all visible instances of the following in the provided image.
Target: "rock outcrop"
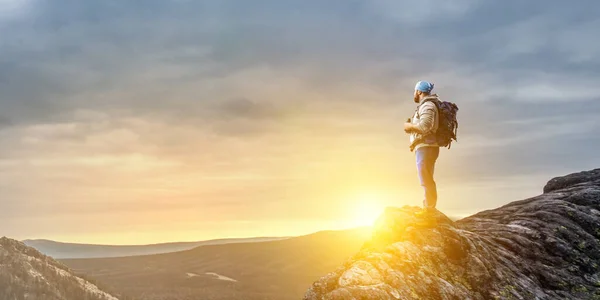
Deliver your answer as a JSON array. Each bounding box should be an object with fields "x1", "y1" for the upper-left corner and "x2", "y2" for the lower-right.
[
  {"x1": 0, "y1": 237, "x2": 119, "y2": 300},
  {"x1": 304, "y1": 168, "x2": 600, "y2": 299}
]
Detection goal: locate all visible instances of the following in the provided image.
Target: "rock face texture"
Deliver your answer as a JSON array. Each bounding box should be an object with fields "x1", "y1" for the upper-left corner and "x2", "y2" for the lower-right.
[
  {"x1": 0, "y1": 237, "x2": 119, "y2": 300},
  {"x1": 304, "y1": 168, "x2": 600, "y2": 299}
]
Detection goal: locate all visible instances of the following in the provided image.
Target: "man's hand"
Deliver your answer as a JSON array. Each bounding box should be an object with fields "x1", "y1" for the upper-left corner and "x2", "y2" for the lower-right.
[{"x1": 404, "y1": 122, "x2": 415, "y2": 133}]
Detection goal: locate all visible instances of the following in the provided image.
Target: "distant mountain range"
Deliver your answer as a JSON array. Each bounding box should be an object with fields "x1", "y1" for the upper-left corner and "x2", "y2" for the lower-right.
[
  {"x1": 61, "y1": 227, "x2": 372, "y2": 300},
  {"x1": 23, "y1": 237, "x2": 289, "y2": 259},
  {"x1": 0, "y1": 237, "x2": 120, "y2": 300}
]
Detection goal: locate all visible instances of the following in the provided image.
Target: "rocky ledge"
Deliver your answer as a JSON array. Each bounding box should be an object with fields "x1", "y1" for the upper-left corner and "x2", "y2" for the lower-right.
[{"x1": 304, "y1": 168, "x2": 600, "y2": 300}]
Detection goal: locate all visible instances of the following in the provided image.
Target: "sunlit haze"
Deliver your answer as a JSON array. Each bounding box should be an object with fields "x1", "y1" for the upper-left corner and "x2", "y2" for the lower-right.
[{"x1": 1, "y1": 1, "x2": 599, "y2": 245}]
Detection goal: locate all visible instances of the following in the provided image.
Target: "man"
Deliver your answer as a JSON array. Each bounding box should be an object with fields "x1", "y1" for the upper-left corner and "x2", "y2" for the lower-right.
[{"x1": 404, "y1": 80, "x2": 440, "y2": 217}]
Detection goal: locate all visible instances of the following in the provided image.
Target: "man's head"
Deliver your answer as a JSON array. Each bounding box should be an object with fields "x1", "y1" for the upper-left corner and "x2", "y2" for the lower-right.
[{"x1": 413, "y1": 80, "x2": 434, "y2": 103}]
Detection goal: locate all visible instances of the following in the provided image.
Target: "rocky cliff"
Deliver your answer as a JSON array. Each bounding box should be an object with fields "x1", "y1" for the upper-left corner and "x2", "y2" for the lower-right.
[
  {"x1": 304, "y1": 168, "x2": 600, "y2": 300},
  {"x1": 0, "y1": 237, "x2": 119, "y2": 300}
]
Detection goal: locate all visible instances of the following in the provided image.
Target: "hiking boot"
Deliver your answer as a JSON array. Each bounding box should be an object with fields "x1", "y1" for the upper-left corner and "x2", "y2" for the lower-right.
[
  {"x1": 414, "y1": 207, "x2": 437, "y2": 218},
  {"x1": 414, "y1": 217, "x2": 438, "y2": 228}
]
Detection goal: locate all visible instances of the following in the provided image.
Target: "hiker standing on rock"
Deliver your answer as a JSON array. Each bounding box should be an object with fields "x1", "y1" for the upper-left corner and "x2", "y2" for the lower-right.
[{"x1": 404, "y1": 81, "x2": 458, "y2": 217}]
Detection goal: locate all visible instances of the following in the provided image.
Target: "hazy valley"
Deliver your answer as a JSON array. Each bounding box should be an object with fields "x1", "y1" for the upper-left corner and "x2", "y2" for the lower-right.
[{"x1": 60, "y1": 227, "x2": 371, "y2": 300}]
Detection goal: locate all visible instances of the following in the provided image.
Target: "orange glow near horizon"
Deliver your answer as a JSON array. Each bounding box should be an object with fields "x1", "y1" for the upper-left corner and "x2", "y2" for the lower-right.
[
  {"x1": 7, "y1": 84, "x2": 435, "y2": 245},
  {"x1": 347, "y1": 191, "x2": 387, "y2": 227}
]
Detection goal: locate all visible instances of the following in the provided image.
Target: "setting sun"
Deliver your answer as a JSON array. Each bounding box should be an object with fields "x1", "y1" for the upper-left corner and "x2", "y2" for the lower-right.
[{"x1": 349, "y1": 192, "x2": 387, "y2": 227}]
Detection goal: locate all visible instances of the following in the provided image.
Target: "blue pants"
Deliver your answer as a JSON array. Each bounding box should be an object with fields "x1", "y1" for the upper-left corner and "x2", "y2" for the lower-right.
[{"x1": 416, "y1": 146, "x2": 439, "y2": 209}]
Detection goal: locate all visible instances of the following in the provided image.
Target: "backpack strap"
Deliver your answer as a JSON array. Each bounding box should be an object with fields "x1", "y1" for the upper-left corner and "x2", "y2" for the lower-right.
[{"x1": 418, "y1": 96, "x2": 441, "y2": 110}]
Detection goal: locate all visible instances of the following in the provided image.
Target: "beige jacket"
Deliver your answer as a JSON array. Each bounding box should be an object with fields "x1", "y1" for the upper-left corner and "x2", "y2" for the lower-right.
[{"x1": 409, "y1": 95, "x2": 440, "y2": 151}]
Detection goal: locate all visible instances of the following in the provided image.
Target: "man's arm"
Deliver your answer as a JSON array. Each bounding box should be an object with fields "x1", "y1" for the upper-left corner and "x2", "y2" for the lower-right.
[{"x1": 411, "y1": 102, "x2": 437, "y2": 134}]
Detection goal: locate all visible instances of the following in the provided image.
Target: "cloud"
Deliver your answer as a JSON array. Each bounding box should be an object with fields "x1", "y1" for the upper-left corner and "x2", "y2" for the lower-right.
[
  {"x1": 368, "y1": 0, "x2": 480, "y2": 24},
  {"x1": 0, "y1": 0, "x2": 34, "y2": 22},
  {"x1": 1, "y1": 0, "x2": 600, "y2": 242},
  {"x1": 0, "y1": 115, "x2": 12, "y2": 129}
]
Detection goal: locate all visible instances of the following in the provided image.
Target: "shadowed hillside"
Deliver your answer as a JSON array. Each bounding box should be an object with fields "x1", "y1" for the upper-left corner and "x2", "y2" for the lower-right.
[
  {"x1": 62, "y1": 227, "x2": 371, "y2": 300},
  {"x1": 0, "y1": 237, "x2": 122, "y2": 300},
  {"x1": 305, "y1": 169, "x2": 600, "y2": 299}
]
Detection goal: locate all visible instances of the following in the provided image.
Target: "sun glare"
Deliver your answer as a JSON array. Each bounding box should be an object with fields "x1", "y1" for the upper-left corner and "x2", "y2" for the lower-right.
[{"x1": 350, "y1": 192, "x2": 386, "y2": 227}]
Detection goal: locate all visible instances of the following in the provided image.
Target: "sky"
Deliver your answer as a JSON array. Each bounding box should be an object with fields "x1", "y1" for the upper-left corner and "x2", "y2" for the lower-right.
[{"x1": 1, "y1": 0, "x2": 599, "y2": 245}]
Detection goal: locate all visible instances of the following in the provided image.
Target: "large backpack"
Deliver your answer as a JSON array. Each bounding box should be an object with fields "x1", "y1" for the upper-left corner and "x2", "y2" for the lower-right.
[{"x1": 422, "y1": 98, "x2": 459, "y2": 149}]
